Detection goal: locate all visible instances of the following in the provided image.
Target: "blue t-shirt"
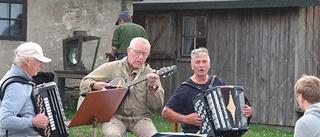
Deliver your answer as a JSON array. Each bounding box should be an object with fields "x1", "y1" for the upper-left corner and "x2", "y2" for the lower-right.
[{"x1": 165, "y1": 75, "x2": 225, "y2": 133}]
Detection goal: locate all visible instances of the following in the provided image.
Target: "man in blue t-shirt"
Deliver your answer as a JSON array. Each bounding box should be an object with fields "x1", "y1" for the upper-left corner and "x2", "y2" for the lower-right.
[{"x1": 161, "y1": 47, "x2": 252, "y2": 136}]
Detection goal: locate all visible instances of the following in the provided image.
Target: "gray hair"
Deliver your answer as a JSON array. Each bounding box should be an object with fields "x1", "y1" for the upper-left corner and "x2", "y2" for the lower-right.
[
  {"x1": 128, "y1": 37, "x2": 151, "y2": 49},
  {"x1": 13, "y1": 50, "x2": 26, "y2": 66},
  {"x1": 190, "y1": 47, "x2": 210, "y2": 62}
]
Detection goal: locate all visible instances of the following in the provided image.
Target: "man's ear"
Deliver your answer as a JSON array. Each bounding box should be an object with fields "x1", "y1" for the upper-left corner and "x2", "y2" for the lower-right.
[
  {"x1": 119, "y1": 19, "x2": 124, "y2": 24},
  {"x1": 24, "y1": 57, "x2": 31, "y2": 66}
]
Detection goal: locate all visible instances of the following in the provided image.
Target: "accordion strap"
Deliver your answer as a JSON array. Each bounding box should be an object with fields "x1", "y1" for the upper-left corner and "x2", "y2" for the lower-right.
[
  {"x1": 0, "y1": 76, "x2": 35, "y2": 100},
  {"x1": 181, "y1": 75, "x2": 217, "y2": 92},
  {"x1": 0, "y1": 76, "x2": 41, "y2": 137}
]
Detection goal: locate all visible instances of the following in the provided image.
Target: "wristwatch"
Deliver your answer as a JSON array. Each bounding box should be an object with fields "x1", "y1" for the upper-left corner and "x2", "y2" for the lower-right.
[{"x1": 149, "y1": 84, "x2": 159, "y2": 91}]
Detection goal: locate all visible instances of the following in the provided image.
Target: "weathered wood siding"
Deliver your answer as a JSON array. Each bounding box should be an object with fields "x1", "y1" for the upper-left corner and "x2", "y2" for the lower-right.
[
  {"x1": 209, "y1": 8, "x2": 298, "y2": 126},
  {"x1": 134, "y1": 6, "x2": 320, "y2": 126},
  {"x1": 207, "y1": 7, "x2": 320, "y2": 126}
]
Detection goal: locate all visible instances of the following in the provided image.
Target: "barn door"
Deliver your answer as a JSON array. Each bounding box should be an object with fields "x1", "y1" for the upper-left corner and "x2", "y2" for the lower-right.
[{"x1": 145, "y1": 14, "x2": 176, "y2": 59}]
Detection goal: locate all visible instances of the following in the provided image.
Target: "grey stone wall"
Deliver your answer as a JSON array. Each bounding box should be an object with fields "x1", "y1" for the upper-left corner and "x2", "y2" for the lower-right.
[
  {"x1": 0, "y1": 0, "x2": 133, "y2": 92},
  {"x1": 0, "y1": 0, "x2": 133, "y2": 100}
]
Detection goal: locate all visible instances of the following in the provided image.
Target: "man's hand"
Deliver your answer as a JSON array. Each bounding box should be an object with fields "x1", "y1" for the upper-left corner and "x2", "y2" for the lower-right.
[
  {"x1": 111, "y1": 47, "x2": 118, "y2": 57},
  {"x1": 92, "y1": 81, "x2": 111, "y2": 91},
  {"x1": 184, "y1": 113, "x2": 203, "y2": 126},
  {"x1": 32, "y1": 113, "x2": 49, "y2": 129},
  {"x1": 146, "y1": 72, "x2": 159, "y2": 86},
  {"x1": 243, "y1": 105, "x2": 252, "y2": 117}
]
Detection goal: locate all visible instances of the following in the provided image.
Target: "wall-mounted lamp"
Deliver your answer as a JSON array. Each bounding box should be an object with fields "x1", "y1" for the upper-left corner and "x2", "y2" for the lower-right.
[{"x1": 62, "y1": 29, "x2": 101, "y2": 72}]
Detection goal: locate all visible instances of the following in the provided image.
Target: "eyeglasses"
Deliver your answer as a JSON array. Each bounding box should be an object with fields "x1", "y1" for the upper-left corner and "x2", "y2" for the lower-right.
[{"x1": 130, "y1": 48, "x2": 149, "y2": 58}]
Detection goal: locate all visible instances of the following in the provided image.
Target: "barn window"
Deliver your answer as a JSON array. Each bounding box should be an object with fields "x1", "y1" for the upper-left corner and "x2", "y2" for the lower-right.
[
  {"x1": 0, "y1": 0, "x2": 27, "y2": 41},
  {"x1": 182, "y1": 16, "x2": 207, "y2": 56}
]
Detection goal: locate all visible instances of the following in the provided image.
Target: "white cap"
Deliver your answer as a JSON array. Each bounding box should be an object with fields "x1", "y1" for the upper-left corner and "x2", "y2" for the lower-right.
[{"x1": 14, "y1": 42, "x2": 52, "y2": 63}]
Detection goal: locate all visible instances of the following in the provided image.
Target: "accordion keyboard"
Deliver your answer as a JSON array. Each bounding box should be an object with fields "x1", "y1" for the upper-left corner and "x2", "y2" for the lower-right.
[
  {"x1": 193, "y1": 95, "x2": 213, "y2": 134},
  {"x1": 33, "y1": 82, "x2": 69, "y2": 137}
]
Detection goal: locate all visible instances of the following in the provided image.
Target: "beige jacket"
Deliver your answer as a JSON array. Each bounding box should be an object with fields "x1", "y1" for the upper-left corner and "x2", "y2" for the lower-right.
[{"x1": 79, "y1": 57, "x2": 164, "y2": 123}]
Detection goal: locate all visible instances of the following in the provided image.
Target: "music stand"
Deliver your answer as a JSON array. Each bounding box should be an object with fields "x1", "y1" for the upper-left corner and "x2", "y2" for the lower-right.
[
  {"x1": 152, "y1": 132, "x2": 207, "y2": 137},
  {"x1": 68, "y1": 87, "x2": 128, "y2": 137}
]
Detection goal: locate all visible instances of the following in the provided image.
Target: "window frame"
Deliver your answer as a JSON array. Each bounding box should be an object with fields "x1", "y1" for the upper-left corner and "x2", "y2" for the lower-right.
[
  {"x1": 0, "y1": 0, "x2": 27, "y2": 41},
  {"x1": 180, "y1": 14, "x2": 208, "y2": 57}
]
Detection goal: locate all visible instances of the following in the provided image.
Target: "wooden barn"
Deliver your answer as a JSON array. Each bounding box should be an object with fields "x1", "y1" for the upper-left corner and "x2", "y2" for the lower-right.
[{"x1": 133, "y1": 0, "x2": 320, "y2": 127}]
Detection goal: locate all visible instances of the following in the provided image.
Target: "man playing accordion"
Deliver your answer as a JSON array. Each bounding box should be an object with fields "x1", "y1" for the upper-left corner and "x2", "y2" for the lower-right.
[
  {"x1": 0, "y1": 42, "x2": 51, "y2": 137},
  {"x1": 162, "y1": 47, "x2": 252, "y2": 136}
]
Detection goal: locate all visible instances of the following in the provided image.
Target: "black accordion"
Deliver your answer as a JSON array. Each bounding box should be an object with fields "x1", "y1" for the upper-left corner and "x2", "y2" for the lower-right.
[
  {"x1": 32, "y1": 82, "x2": 69, "y2": 137},
  {"x1": 192, "y1": 85, "x2": 248, "y2": 137}
]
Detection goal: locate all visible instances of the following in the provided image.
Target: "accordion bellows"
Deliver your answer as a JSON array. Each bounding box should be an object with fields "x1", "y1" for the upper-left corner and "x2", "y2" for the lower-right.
[
  {"x1": 33, "y1": 82, "x2": 69, "y2": 137},
  {"x1": 192, "y1": 85, "x2": 248, "y2": 136}
]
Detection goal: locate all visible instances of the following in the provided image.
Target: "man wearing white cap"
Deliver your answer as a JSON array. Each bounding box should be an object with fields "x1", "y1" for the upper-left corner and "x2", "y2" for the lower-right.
[{"x1": 0, "y1": 42, "x2": 51, "y2": 137}]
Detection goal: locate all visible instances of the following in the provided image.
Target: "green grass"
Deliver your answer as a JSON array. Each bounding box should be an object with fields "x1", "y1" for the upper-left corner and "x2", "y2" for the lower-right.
[
  {"x1": 243, "y1": 124, "x2": 293, "y2": 137},
  {"x1": 64, "y1": 102, "x2": 294, "y2": 137}
]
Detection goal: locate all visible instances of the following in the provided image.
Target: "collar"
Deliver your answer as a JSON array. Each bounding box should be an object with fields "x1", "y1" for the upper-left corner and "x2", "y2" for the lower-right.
[
  {"x1": 10, "y1": 64, "x2": 32, "y2": 80},
  {"x1": 119, "y1": 57, "x2": 145, "y2": 73}
]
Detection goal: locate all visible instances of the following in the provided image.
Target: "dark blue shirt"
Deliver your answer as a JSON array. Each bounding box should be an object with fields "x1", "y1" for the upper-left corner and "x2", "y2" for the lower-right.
[{"x1": 165, "y1": 75, "x2": 225, "y2": 133}]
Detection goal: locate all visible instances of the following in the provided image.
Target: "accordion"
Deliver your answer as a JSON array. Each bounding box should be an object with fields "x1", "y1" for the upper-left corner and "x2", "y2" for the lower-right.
[
  {"x1": 192, "y1": 85, "x2": 248, "y2": 136},
  {"x1": 32, "y1": 82, "x2": 69, "y2": 137}
]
